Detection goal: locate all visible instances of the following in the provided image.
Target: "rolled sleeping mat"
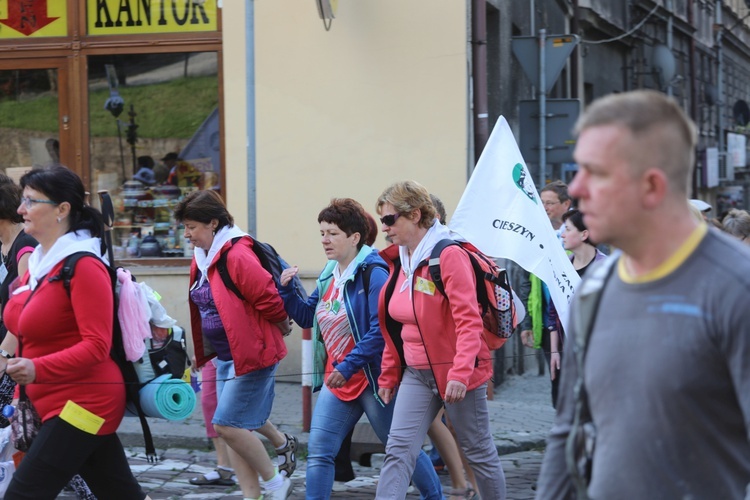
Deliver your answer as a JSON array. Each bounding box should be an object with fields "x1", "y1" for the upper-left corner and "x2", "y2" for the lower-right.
[{"x1": 126, "y1": 374, "x2": 196, "y2": 421}]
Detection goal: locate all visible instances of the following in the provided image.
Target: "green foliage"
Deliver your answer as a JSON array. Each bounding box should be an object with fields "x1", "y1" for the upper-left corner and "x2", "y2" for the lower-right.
[
  {"x1": 0, "y1": 94, "x2": 58, "y2": 131},
  {"x1": 0, "y1": 76, "x2": 218, "y2": 139}
]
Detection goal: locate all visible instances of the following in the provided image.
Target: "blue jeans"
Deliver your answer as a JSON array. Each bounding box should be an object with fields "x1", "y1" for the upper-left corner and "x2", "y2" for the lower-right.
[{"x1": 306, "y1": 385, "x2": 442, "y2": 500}]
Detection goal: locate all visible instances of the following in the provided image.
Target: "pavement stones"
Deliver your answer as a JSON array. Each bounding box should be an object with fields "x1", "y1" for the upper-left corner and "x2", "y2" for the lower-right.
[
  {"x1": 57, "y1": 448, "x2": 545, "y2": 499},
  {"x1": 60, "y1": 372, "x2": 554, "y2": 499}
]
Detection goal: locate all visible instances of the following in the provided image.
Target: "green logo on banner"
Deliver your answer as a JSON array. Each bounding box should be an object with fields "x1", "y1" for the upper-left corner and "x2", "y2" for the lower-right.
[{"x1": 512, "y1": 163, "x2": 537, "y2": 204}]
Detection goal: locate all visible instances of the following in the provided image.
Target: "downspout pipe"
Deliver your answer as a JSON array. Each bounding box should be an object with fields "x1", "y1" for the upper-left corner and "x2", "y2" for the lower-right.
[
  {"x1": 688, "y1": 0, "x2": 698, "y2": 197},
  {"x1": 571, "y1": 0, "x2": 580, "y2": 99},
  {"x1": 245, "y1": 0, "x2": 256, "y2": 237},
  {"x1": 472, "y1": 0, "x2": 489, "y2": 163}
]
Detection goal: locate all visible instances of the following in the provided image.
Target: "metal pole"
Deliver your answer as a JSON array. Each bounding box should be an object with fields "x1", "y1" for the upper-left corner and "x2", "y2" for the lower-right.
[
  {"x1": 116, "y1": 120, "x2": 126, "y2": 182},
  {"x1": 246, "y1": 0, "x2": 257, "y2": 236},
  {"x1": 530, "y1": 0, "x2": 535, "y2": 34},
  {"x1": 302, "y1": 327, "x2": 312, "y2": 432},
  {"x1": 539, "y1": 29, "x2": 547, "y2": 187},
  {"x1": 666, "y1": 0, "x2": 674, "y2": 96},
  {"x1": 716, "y1": 0, "x2": 724, "y2": 159},
  {"x1": 472, "y1": 0, "x2": 489, "y2": 159}
]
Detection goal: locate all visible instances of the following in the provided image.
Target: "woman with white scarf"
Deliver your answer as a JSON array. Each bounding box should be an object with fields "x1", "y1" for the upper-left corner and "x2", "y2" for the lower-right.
[
  {"x1": 174, "y1": 190, "x2": 295, "y2": 500},
  {"x1": 3, "y1": 166, "x2": 148, "y2": 499},
  {"x1": 278, "y1": 198, "x2": 442, "y2": 500},
  {"x1": 374, "y1": 181, "x2": 507, "y2": 500}
]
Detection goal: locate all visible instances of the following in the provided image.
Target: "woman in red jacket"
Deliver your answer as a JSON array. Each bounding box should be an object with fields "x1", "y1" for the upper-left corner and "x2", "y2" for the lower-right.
[
  {"x1": 373, "y1": 180, "x2": 506, "y2": 500},
  {"x1": 3, "y1": 166, "x2": 147, "y2": 499},
  {"x1": 175, "y1": 190, "x2": 295, "y2": 500}
]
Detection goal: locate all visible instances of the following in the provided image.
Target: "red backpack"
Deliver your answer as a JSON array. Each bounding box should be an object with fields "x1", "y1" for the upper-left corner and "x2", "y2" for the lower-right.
[{"x1": 428, "y1": 239, "x2": 520, "y2": 350}]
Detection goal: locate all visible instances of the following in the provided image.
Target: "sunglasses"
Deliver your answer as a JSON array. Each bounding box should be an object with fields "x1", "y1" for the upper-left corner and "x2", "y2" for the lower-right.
[{"x1": 379, "y1": 213, "x2": 402, "y2": 226}]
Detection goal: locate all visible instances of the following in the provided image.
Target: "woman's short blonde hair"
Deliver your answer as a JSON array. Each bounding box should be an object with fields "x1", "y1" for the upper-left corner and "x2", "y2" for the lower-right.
[{"x1": 376, "y1": 180, "x2": 437, "y2": 229}]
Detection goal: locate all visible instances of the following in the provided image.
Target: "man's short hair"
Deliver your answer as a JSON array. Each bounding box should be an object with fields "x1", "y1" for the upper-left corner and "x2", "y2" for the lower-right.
[
  {"x1": 540, "y1": 180, "x2": 570, "y2": 204},
  {"x1": 574, "y1": 90, "x2": 697, "y2": 195}
]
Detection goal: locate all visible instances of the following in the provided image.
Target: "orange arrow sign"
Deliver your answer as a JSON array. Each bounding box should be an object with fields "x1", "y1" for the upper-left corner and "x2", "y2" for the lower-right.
[{"x1": 0, "y1": 0, "x2": 59, "y2": 37}]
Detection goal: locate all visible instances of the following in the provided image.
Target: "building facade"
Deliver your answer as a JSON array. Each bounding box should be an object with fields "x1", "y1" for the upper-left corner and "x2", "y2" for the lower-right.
[{"x1": 1, "y1": 0, "x2": 748, "y2": 380}]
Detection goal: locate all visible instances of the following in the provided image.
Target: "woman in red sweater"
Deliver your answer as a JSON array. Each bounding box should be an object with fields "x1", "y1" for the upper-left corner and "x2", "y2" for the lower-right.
[
  {"x1": 3, "y1": 166, "x2": 147, "y2": 499},
  {"x1": 373, "y1": 180, "x2": 506, "y2": 500}
]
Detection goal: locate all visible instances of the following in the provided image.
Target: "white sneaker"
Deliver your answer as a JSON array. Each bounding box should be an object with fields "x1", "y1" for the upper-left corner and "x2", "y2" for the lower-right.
[
  {"x1": 332, "y1": 480, "x2": 350, "y2": 491},
  {"x1": 264, "y1": 476, "x2": 292, "y2": 499}
]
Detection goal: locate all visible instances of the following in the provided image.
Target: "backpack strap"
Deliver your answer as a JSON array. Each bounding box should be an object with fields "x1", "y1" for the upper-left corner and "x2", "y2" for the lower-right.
[
  {"x1": 49, "y1": 251, "x2": 158, "y2": 462},
  {"x1": 362, "y1": 264, "x2": 388, "y2": 293},
  {"x1": 49, "y1": 252, "x2": 99, "y2": 296},
  {"x1": 427, "y1": 239, "x2": 493, "y2": 316},
  {"x1": 427, "y1": 239, "x2": 461, "y2": 298},
  {"x1": 360, "y1": 262, "x2": 388, "y2": 315},
  {"x1": 565, "y1": 252, "x2": 619, "y2": 496},
  {"x1": 216, "y1": 236, "x2": 245, "y2": 301}
]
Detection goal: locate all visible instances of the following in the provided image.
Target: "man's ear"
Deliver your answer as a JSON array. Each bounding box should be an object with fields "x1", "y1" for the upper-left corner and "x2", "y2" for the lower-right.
[{"x1": 641, "y1": 168, "x2": 668, "y2": 210}]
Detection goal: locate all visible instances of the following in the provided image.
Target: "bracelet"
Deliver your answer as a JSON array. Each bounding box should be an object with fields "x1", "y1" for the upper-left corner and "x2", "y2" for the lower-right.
[{"x1": 0, "y1": 350, "x2": 13, "y2": 359}]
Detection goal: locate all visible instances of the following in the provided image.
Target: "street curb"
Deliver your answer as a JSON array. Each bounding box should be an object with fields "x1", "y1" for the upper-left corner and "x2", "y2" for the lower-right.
[
  {"x1": 118, "y1": 431, "x2": 213, "y2": 451},
  {"x1": 116, "y1": 429, "x2": 547, "y2": 459}
]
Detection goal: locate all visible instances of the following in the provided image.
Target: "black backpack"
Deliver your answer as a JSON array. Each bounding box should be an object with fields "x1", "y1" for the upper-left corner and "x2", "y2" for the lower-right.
[
  {"x1": 50, "y1": 252, "x2": 158, "y2": 462},
  {"x1": 216, "y1": 236, "x2": 308, "y2": 318}
]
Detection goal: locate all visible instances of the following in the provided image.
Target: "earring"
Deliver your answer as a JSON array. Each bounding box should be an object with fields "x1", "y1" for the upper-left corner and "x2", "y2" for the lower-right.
[{"x1": 56, "y1": 217, "x2": 61, "y2": 223}]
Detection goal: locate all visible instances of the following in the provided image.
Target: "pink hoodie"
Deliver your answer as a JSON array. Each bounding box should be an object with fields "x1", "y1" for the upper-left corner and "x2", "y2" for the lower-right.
[{"x1": 377, "y1": 244, "x2": 493, "y2": 399}]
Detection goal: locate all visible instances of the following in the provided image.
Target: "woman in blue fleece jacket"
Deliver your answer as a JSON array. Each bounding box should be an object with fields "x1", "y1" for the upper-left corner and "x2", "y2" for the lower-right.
[{"x1": 279, "y1": 198, "x2": 441, "y2": 500}]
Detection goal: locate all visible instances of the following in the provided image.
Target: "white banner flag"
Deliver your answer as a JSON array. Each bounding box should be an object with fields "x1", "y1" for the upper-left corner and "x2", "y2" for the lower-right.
[{"x1": 449, "y1": 116, "x2": 580, "y2": 329}]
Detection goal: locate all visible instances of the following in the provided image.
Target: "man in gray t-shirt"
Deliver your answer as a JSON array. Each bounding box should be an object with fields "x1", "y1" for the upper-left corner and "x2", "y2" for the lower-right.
[{"x1": 536, "y1": 90, "x2": 750, "y2": 499}]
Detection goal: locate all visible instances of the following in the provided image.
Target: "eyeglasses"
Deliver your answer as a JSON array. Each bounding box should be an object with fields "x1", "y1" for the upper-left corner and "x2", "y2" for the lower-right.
[
  {"x1": 20, "y1": 197, "x2": 58, "y2": 209},
  {"x1": 542, "y1": 200, "x2": 561, "y2": 207},
  {"x1": 379, "y1": 213, "x2": 402, "y2": 226}
]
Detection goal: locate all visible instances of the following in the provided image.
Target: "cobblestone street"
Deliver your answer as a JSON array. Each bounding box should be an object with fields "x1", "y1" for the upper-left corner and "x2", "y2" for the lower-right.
[{"x1": 61, "y1": 447, "x2": 543, "y2": 499}]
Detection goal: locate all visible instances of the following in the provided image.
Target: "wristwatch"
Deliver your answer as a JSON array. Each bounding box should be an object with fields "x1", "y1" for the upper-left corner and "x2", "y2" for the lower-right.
[{"x1": 0, "y1": 350, "x2": 12, "y2": 359}]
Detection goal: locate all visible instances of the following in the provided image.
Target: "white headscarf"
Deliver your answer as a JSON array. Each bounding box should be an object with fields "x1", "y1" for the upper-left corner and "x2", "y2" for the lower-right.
[
  {"x1": 193, "y1": 224, "x2": 247, "y2": 287},
  {"x1": 398, "y1": 219, "x2": 453, "y2": 295},
  {"x1": 27, "y1": 231, "x2": 103, "y2": 290}
]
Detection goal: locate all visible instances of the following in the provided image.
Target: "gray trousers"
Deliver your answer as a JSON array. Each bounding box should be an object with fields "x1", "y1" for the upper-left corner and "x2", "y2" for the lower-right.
[{"x1": 375, "y1": 368, "x2": 506, "y2": 500}]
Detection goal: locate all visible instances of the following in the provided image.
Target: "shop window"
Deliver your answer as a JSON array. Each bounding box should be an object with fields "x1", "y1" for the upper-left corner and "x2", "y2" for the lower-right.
[
  {"x1": 88, "y1": 52, "x2": 220, "y2": 259},
  {"x1": 0, "y1": 68, "x2": 61, "y2": 180}
]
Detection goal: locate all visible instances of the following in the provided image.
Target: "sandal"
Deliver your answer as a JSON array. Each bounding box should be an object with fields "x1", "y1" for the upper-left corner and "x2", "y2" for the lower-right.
[
  {"x1": 189, "y1": 467, "x2": 235, "y2": 486},
  {"x1": 276, "y1": 433, "x2": 298, "y2": 478}
]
